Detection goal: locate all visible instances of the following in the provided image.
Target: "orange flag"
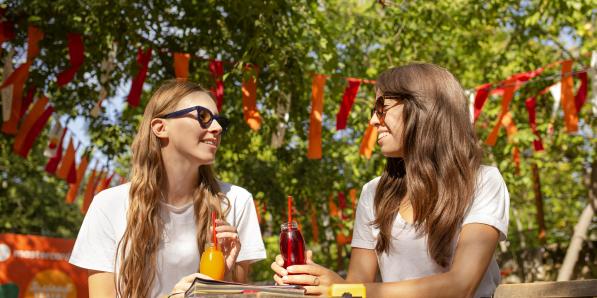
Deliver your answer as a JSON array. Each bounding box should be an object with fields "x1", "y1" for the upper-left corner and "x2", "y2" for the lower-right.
[
  {"x1": 242, "y1": 65, "x2": 261, "y2": 130},
  {"x1": 560, "y1": 60, "x2": 578, "y2": 132},
  {"x1": 501, "y1": 111, "x2": 520, "y2": 172},
  {"x1": 307, "y1": 74, "x2": 326, "y2": 159},
  {"x1": 56, "y1": 138, "x2": 76, "y2": 182},
  {"x1": 348, "y1": 188, "x2": 357, "y2": 213},
  {"x1": 13, "y1": 95, "x2": 48, "y2": 153},
  {"x1": 81, "y1": 167, "x2": 99, "y2": 214},
  {"x1": 485, "y1": 77, "x2": 517, "y2": 146},
  {"x1": 1, "y1": 26, "x2": 43, "y2": 134},
  {"x1": 173, "y1": 52, "x2": 190, "y2": 80},
  {"x1": 65, "y1": 154, "x2": 89, "y2": 204},
  {"x1": 359, "y1": 124, "x2": 377, "y2": 159},
  {"x1": 95, "y1": 171, "x2": 114, "y2": 194}
]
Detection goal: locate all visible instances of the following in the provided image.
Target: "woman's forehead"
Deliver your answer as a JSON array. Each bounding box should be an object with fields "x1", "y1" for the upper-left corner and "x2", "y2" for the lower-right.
[{"x1": 177, "y1": 92, "x2": 216, "y2": 111}]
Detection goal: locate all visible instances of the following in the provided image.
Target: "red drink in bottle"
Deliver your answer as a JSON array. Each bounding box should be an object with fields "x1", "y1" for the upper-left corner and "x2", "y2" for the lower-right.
[{"x1": 279, "y1": 221, "x2": 306, "y2": 268}]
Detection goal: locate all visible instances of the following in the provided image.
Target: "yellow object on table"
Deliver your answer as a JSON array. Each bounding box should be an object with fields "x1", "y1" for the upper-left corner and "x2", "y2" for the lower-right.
[{"x1": 328, "y1": 284, "x2": 366, "y2": 298}]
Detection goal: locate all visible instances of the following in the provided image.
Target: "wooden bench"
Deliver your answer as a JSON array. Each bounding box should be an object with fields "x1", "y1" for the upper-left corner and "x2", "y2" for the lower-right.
[{"x1": 493, "y1": 279, "x2": 597, "y2": 298}]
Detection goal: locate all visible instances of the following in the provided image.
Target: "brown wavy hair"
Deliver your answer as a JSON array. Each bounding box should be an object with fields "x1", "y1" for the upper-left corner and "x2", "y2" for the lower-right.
[
  {"x1": 372, "y1": 63, "x2": 482, "y2": 267},
  {"x1": 116, "y1": 80, "x2": 230, "y2": 297}
]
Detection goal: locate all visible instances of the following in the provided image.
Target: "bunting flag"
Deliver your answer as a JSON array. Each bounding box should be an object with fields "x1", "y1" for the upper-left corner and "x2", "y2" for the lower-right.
[
  {"x1": 524, "y1": 97, "x2": 544, "y2": 152},
  {"x1": 173, "y1": 52, "x2": 190, "y2": 80},
  {"x1": 307, "y1": 74, "x2": 326, "y2": 159},
  {"x1": 0, "y1": 9, "x2": 15, "y2": 45},
  {"x1": 44, "y1": 120, "x2": 63, "y2": 158},
  {"x1": 13, "y1": 95, "x2": 48, "y2": 154},
  {"x1": 65, "y1": 154, "x2": 89, "y2": 204},
  {"x1": 241, "y1": 65, "x2": 261, "y2": 130},
  {"x1": 501, "y1": 111, "x2": 520, "y2": 171},
  {"x1": 209, "y1": 60, "x2": 224, "y2": 111},
  {"x1": 338, "y1": 191, "x2": 348, "y2": 220},
  {"x1": 56, "y1": 137, "x2": 77, "y2": 183},
  {"x1": 57, "y1": 33, "x2": 85, "y2": 87},
  {"x1": 81, "y1": 167, "x2": 98, "y2": 214},
  {"x1": 574, "y1": 72, "x2": 587, "y2": 113},
  {"x1": 20, "y1": 86, "x2": 35, "y2": 118},
  {"x1": 485, "y1": 77, "x2": 517, "y2": 146},
  {"x1": 1, "y1": 25, "x2": 44, "y2": 134},
  {"x1": 127, "y1": 47, "x2": 152, "y2": 107},
  {"x1": 95, "y1": 171, "x2": 114, "y2": 194},
  {"x1": 336, "y1": 78, "x2": 361, "y2": 130},
  {"x1": 328, "y1": 193, "x2": 338, "y2": 218},
  {"x1": 45, "y1": 127, "x2": 67, "y2": 174},
  {"x1": 359, "y1": 124, "x2": 377, "y2": 159},
  {"x1": 2, "y1": 48, "x2": 14, "y2": 121},
  {"x1": 17, "y1": 105, "x2": 54, "y2": 158},
  {"x1": 473, "y1": 83, "x2": 492, "y2": 122},
  {"x1": 559, "y1": 60, "x2": 578, "y2": 132},
  {"x1": 348, "y1": 188, "x2": 357, "y2": 213},
  {"x1": 590, "y1": 51, "x2": 597, "y2": 115}
]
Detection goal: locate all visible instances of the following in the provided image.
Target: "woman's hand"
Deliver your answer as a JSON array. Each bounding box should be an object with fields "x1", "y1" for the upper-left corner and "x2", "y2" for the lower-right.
[
  {"x1": 271, "y1": 250, "x2": 345, "y2": 296},
  {"x1": 168, "y1": 273, "x2": 212, "y2": 297},
  {"x1": 215, "y1": 219, "x2": 241, "y2": 272}
]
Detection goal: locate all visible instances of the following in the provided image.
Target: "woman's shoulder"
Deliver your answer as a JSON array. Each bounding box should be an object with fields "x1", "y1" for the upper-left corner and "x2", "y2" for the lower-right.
[
  {"x1": 90, "y1": 182, "x2": 130, "y2": 211},
  {"x1": 359, "y1": 176, "x2": 381, "y2": 202},
  {"x1": 477, "y1": 165, "x2": 506, "y2": 187},
  {"x1": 218, "y1": 181, "x2": 252, "y2": 201}
]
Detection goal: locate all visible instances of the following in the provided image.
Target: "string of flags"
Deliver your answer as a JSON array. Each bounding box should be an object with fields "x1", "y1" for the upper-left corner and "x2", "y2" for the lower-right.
[{"x1": 1, "y1": 13, "x2": 596, "y2": 212}]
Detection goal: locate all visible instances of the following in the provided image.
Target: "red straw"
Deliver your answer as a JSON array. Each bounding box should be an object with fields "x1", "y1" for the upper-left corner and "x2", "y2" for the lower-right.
[
  {"x1": 212, "y1": 211, "x2": 218, "y2": 248},
  {"x1": 287, "y1": 195, "x2": 292, "y2": 224}
]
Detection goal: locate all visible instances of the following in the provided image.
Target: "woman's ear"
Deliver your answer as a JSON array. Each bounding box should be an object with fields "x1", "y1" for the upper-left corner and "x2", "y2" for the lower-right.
[{"x1": 150, "y1": 118, "x2": 168, "y2": 139}]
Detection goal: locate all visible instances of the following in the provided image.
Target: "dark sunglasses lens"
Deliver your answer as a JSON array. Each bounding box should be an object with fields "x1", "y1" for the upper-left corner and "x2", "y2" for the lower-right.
[
  {"x1": 216, "y1": 117, "x2": 229, "y2": 132},
  {"x1": 197, "y1": 109, "x2": 213, "y2": 127}
]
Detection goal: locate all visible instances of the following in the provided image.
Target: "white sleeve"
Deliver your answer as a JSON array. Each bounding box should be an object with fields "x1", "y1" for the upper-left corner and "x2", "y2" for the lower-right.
[
  {"x1": 463, "y1": 167, "x2": 510, "y2": 241},
  {"x1": 69, "y1": 192, "x2": 118, "y2": 272},
  {"x1": 350, "y1": 181, "x2": 377, "y2": 250},
  {"x1": 234, "y1": 193, "x2": 267, "y2": 263}
]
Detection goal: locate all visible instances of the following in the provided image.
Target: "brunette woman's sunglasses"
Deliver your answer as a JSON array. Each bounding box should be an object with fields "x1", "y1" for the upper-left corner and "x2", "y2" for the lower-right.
[
  {"x1": 161, "y1": 106, "x2": 229, "y2": 133},
  {"x1": 370, "y1": 95, "x2": 402, "y2": 120}
]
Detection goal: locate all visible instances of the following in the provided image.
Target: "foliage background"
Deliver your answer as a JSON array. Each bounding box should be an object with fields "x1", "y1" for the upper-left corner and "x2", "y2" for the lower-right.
[{"x1": 0, "y1": 0, "x2": 596, "y2": 282}]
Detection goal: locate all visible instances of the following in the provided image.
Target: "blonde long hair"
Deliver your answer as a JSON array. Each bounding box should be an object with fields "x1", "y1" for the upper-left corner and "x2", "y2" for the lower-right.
[
  {"x1": 116, "y1": 80, "x2": 230, "y2": 297},
  {"x1": 372, "y1": 64, "x2": 483, "y2": 267}
]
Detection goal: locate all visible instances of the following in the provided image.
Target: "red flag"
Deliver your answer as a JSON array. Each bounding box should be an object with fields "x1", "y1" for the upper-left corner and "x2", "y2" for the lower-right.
[
  {"x1": 19, "y1": 86, "x2": 35, "y2": 118},
  {"x1": 13, "y1": 95, "x2": 48, "y2": 154},
  {"x1": 127, "y1": 47, "x2": 152, "y2": 107},
  {"x1": 57, "y1": 33, "x2": 85, "y2": 87},
  {"x1": 473, "y1": 83, "x2": 492, "y2": 122},
  {"x1": 241, "y1": 65, "x2": 261, "y2": 130},
  {"x1": 0, "y1": 8, "x2": 15, "y2": 45},
  {"x1": 307, "y1": 74, "x2": 326, "y2": 159},
  {"x1": 524, "y1": 96, "x2": 544, "y2": 152},
  {"x1": 574, "y1": 72, "x2": 588, "y2": 113},
  {"x1": 45, "y1": 127, "x2": 67, "y2": 174},
  {"x1": 17, "y1": 105, "x2": 54, "y2": 157},
  {"x1": 336, "y1": 78, "x2": 361, "y2": 130},
  {"x1": 209, "y1": 60, "x2": 224, "y2": 111},
  {"x1": 173, "y1": 52, "x2": 190, "y2": 80},
  {"x1": 95, "y1": 171, "x2": 114, "y2": 194}
]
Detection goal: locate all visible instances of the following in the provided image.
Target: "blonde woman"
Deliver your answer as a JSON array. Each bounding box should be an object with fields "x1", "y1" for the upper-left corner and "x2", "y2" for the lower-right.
[
  {"x1": 70, "y1": 80, "x2": 266, "y2": 297},
  {"x1": 272, "y1": 63, "x2": 510, "y2": 298}
]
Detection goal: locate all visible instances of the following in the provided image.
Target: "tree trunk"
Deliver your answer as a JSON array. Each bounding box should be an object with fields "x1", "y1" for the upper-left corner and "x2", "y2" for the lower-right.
[
  {"x1": 531, "y1": 163, "x2": 546, "y2": 242},
  {"x1": 271, "y1": 92, "x2": 291, "y2": 149},
  {"x1": 557, "y1": 155, "x2": 597, "y2": 281}
]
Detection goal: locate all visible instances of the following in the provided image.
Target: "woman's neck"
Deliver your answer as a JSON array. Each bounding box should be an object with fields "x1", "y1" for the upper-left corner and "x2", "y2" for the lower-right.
[{"x1": 162, "y1": 153, "x2": 200, "y2": 207}]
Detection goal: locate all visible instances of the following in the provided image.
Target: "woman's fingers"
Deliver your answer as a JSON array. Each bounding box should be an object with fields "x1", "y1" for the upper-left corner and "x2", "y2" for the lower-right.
[
  {"x1": 273, "y1": 274, "x2": 287, "y2": 285},
  {"x1": 271, "y1": 260, "x2": 288, "y2": 276},
  {"x1": 287, "y1": 264, "x2": 322, "y2": 276},
  {"x1": 281, "y1": 274, "x2": 321, "y2": 286},
  {"x1": 216, "y1": 232, "x2": 239, "y2": 239},
  {"x1": 305, "y1": 250, "x2": 314, "y2": 264},
  {"x1": 304, "y1": 286, "x2": 323, "y2": 295},
  {"x1": 275, "y1": 254, "x2": 284, "y2": 266}
]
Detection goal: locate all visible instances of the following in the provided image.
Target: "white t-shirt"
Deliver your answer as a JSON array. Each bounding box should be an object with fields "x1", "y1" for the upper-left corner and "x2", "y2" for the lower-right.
[
  {"x1": 69, "y1": 182, "x2": 266, "y2": 298},
  {"x1": 351, "y1": 166, "x2": 509, "y2": 298}
]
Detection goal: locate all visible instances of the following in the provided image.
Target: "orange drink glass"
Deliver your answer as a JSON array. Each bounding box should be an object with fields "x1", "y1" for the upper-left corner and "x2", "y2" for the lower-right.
[{"x1": 199, "y1": 243, "x2": 225, "y2": 280}]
